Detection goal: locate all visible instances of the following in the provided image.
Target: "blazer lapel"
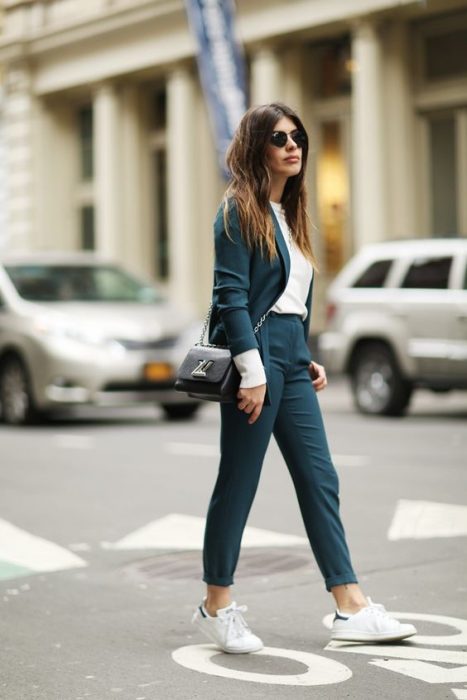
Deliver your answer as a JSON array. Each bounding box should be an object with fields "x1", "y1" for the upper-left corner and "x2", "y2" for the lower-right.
[{"x1": 269, "y1": 203, "x2": 290, "y2": 287}]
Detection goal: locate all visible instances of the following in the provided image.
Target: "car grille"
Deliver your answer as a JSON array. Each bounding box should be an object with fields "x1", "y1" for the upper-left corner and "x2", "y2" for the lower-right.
[
  {"x1": 103, "y1": 380, "x2": 175, "y2": 391},
  {"x1": 113, "y1": 336, "x2": 178, "y2": 350}
]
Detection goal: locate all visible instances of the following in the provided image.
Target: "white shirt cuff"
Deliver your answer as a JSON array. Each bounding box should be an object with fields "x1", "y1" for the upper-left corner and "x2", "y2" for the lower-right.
[{"x1": 232, "y1": 348, "x2": 267, "y2": 388}]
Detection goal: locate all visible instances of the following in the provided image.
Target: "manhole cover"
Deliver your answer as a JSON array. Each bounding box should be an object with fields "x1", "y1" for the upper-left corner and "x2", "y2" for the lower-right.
[{"x1": 123, "y1": 547, "x2": 313, "y2": 581}]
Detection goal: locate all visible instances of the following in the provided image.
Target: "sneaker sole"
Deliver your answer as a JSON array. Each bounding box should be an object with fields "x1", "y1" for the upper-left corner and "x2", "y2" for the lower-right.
[
  {"x1": 192, "y1": 615, "x2": 263, "y2": 654},
  {"x1": 331, "y1": 629, "x2": 417, "y2": 643}
]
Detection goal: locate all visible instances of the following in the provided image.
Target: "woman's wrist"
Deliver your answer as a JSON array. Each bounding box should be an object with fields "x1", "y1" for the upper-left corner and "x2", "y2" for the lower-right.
[{"x1": 232, "y1": 348, "x2": 267, "y2": 387}]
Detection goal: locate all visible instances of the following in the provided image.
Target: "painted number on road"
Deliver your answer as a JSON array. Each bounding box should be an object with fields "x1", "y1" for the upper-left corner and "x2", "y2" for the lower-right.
[{"x1": 173, "y1": 612, "x2": 467, "y2": 691}]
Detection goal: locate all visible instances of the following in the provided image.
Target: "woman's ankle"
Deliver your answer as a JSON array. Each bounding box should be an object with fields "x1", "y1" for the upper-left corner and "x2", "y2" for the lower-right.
[
  {"x1": 205, "y1": 585, "x2": 231, "y2": 616},
  {"x1": 331, "y1": 583, "x2": 368, "y2": 613}
]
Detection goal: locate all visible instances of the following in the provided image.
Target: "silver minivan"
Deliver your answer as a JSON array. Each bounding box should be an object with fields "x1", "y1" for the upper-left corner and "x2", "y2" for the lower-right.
[
  {"x1": 319, "y1": 239, "x2": 467, "y2": 415},
  {"x1": 0, "y1": 252, "x2": 202, "y2": 425}
]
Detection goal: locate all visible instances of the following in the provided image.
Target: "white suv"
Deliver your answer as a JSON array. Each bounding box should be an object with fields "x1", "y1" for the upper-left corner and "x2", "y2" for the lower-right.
[{"x1": 319, "y1": 239, "x2": 467, "y2": 415}]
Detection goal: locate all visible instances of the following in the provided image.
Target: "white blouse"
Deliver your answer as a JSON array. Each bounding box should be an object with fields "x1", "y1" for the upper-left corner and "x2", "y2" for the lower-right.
[{"x1": 233, "y1": 202, "x2": 314, "y2": 388}]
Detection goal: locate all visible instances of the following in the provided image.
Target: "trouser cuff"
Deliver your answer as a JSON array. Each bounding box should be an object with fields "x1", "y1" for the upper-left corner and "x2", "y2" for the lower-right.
[
  {"x1": 325, "y1": 572, "x2": 358, "y2": 592},
  {"x1": 203, "y1": 573, "x2": 234, "y2": 586}
]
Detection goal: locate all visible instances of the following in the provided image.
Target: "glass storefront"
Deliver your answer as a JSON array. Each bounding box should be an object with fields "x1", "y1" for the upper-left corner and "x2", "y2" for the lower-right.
[{"x1": 316, "y1": 120, "x2": 349, "y2": 273}]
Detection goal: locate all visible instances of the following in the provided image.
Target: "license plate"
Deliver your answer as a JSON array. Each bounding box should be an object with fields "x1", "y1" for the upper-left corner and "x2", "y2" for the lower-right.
[{"x1": 143, "y1": 362, "x2": 174, "y2": 381}]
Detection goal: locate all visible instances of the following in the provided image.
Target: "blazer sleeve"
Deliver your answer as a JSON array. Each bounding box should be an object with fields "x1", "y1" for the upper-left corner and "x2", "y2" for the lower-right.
[{"x1": 213, "y1": 202, "x2": 259, "y2": 357}]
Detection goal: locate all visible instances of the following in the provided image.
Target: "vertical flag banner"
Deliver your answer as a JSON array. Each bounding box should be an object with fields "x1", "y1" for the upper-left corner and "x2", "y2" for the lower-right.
[{"x1": 185, "y1": 0, "x2": 248, "y2": 178}]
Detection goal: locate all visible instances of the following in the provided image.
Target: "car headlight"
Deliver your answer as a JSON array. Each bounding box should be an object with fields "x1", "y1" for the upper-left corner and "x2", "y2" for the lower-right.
[{"x1": 33, "y1": 314, "x2": 123, "y2": 352}]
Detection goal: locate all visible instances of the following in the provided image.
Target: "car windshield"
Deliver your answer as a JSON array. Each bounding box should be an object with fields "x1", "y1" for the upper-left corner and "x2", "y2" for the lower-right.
[{"x1": 4, "y1": 264, "x2": 163, "y2": 303}]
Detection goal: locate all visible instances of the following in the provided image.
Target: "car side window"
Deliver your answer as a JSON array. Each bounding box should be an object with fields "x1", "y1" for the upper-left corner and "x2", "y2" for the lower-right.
[
  {"x1": 352, "y1": 259, "x2": 393, "y2": 288},
  {"x1": 401, "y1": 256, "x2": 452, "y2": 289}
]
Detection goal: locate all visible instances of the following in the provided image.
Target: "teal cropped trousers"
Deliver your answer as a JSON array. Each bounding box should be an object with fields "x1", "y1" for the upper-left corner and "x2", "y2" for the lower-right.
[{"x1": 203, "y1": 312, "x2": 358, "y2": 592}]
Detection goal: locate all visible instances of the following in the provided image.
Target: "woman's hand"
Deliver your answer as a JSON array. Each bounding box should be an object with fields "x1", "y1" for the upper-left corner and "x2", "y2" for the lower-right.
[
  {"x1": 309, "y1": 361, "x2": 327, "y2": 392},
  {"x1": 237, "y1": 384, "x2": 266, "y2": 425}
]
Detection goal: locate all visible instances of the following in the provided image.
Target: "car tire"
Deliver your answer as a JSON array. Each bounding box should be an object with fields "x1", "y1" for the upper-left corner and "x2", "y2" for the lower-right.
[
  {"x1": 350, "y1": 342, "x2": 413, "y2": 417},
  {"x1": 160, "y1": 403, "x2": 201, "y2": 420},
  {"x1": 0, "y1": 355, "x2": 43, "y2": 426}
]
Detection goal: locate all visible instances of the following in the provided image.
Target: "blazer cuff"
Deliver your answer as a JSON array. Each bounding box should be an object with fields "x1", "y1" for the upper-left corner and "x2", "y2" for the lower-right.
[{"x1": 233, "y1": 348, "x2": 267, "y2": 388}]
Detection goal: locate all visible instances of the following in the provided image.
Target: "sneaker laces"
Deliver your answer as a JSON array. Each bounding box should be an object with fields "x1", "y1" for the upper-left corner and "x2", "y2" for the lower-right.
[
  {"x1": 223, "y1": 604, "x2": 251, "y2": 640},
  {"x1": 367, "y1": 599, "x2": 390, "y2": 617}
]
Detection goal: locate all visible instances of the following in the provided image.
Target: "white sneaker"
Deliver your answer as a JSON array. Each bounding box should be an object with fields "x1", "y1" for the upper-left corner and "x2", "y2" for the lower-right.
[
  {"x1": 331, "y1": 598, "x2": 417, "y2": 642},
  {"x1": 192, "y1": 600, "x2": 263, "y2": 653}
]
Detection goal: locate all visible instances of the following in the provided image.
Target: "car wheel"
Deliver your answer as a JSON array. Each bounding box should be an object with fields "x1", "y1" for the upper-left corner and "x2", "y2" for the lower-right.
[
  {"x1": 350, "y1": 342, "x2": 413, "y2": 416},
  {"x1": 160, "y1": 403, "x2": 201, "y2": 420},
  {"x1": 0, "y1": 356, "x2": 41, "y2": 426}
]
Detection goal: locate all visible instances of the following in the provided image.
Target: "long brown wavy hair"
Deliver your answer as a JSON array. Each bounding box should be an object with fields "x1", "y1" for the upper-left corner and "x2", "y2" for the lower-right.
[{"x1": 223, "y1": 102, "x2": 316, "y2": 267}]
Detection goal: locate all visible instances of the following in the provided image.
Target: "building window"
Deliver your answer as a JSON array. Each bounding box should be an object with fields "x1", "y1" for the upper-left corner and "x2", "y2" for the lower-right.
[
  {"x1": 149, "y1": 87, "x2": 168, "y2": 280},
  {"x1": 152, "y1": 89, "x2": 167, "y2": 130},
  {"x1": 428, "y1": 114, "x2": 458, "y2": 236},
  {"x1": 80, "y1": 205, "x2": 95, "y2": 250},
  {"x1": 424, "y1": 27, "x2": 467, "y2": 81},
  {"x1": 76, "y1": 103, "x2": 95, "y2": 251},
  {"x1": 313, "y1": 37, "x2": 352, "y2": 98},
  {"x1": 153, "y1": 149, "x2": 168, "y2": 278},
  {"x1": 78, "y1": 105, "x2": 93, "y2": 181}
]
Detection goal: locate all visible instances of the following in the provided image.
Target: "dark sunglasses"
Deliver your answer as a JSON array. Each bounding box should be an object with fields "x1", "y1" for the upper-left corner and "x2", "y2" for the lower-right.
[{"x1": 270, "y1": 129, "x2": 307, "y2": 148}]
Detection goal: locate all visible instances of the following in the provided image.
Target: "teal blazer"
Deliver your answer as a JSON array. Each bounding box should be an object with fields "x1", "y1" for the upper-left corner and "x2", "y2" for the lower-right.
[{"x1": 208, "y1": 201, "x2": 314, "y2": 405}]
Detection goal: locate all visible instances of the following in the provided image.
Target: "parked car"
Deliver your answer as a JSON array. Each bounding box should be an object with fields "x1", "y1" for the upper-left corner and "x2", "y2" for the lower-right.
[
  {"x1": 319, "y1": 238, "x2": 467, "y2": 416},
  {"x1": 0, "y1": 252, "x2": 203, "y2": 425}
]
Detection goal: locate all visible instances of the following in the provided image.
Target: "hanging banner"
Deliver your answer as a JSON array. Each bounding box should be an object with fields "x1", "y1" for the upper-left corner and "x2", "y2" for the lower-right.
[{"x1": 184, "y1": 0, "x2": 248, "y2": 178}]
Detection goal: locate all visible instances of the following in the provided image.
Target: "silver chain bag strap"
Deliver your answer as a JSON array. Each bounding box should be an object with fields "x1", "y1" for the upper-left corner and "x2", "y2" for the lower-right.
[{"x1": 174, "y1": 302, "x2": 271, "y2": 403}]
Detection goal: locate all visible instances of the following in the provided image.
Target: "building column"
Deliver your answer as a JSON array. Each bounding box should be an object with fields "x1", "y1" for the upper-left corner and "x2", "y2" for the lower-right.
[
  {"x1": 93, "y1": 82, "x2": 121, "y2": 258},
  {"x1": 383, "y1": 21, "x2": 416, "y2": 238},
  {"x1": 166, "y1": 67, "x2": 196, "y2": 311},
  {"x1": 33, "y1": 100, "x2": 77, "y2": 251},
  {"x1": 281, "y1": 46, "x2": 307, "y2": 116},
  {"x1": 4, "y1": 61, "x2": 35, "y2": 250},
  {"x1": 351, "y1": 20, "x2": 386, "y2": 248},
  {"x1": 0, "y1": 87, "x2": 8, "y2": 250},
  {"x1": 120, "y1": 84, "x2": 148, "y2": 275},
  {"x1": 250, "y1": 48, "x2": 282, "y2": 105}
]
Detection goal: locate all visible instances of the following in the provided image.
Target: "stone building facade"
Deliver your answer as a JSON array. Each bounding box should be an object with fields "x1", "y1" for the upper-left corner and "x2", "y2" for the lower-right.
[{"x1": 0, "y1": 0, "x2": 466, "y2": 323}]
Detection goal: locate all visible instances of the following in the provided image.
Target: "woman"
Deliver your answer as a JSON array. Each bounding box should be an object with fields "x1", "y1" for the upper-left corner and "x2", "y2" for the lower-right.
[{"x1": 192, "y1": 103, "x2": 416, "y2": 653}]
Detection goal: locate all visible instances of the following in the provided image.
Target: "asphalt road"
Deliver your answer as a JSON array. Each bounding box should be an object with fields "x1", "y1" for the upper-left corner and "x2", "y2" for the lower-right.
[{"x1": 0, "y1": 378, "x2": 466, "y2": 700}]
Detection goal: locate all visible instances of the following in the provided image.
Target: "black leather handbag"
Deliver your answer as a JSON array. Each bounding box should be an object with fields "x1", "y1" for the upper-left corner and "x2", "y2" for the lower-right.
[{"x1": 175, "y1": 302, "x2": 271, "y2": 403}]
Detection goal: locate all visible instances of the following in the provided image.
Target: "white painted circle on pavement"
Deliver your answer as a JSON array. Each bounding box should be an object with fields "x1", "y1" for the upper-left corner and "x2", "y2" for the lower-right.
[
  {"x1": 172, "y1": 644, "x2": 352, "y2": 686},
  {"x1": 322, "y1": 611, "x2": 467, "y2": 646}
]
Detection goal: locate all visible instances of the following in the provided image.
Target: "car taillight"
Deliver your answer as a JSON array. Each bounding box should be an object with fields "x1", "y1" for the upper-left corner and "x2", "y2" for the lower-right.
[{"x1": 326, "y1": 302, "x2": 337, "y2": 324}]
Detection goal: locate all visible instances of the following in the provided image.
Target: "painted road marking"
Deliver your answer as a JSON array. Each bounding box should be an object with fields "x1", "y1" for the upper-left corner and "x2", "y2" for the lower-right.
[
  {"x1": 165, "y1": 442, "x2": 367, "y2": 467},
  {"x1": 323, "y1": 612, "x2": 467, "y2": 691},
  {"x1": 172, "y1": 644, "x2": 352, "y2": 686},
  {"x1": 388, "y1": 499, "x2": 467, "y2": 540},
  {"x1": 173, "y1": 613, "x2": 467, "y2": 689},
  {"x1": 369, "y1": 659, "x2": 467, "y2": 684},
  {"x1": 105, "y1": 513, "x2": 308, "y2": 550},
  {"x1": 325, "y1": 643, "x2": 467, "y2": 665},
  {"x1": 0, "y1": 518, "x2": 87, "y2": 580}
]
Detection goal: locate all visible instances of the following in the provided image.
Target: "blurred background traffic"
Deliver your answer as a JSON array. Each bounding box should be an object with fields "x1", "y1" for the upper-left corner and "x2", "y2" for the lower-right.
[{"x1": 0, "y1": 0, "x2": 466, "y2": 424}]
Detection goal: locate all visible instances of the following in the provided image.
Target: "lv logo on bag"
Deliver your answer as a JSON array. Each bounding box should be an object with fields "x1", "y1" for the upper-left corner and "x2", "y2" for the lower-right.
[
  {"x1": 175, "y1": 301, "x2": 270, "y2": 402},
  {"x1": 191, "y1": 359, "x2": 215, "y2": 377}
]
